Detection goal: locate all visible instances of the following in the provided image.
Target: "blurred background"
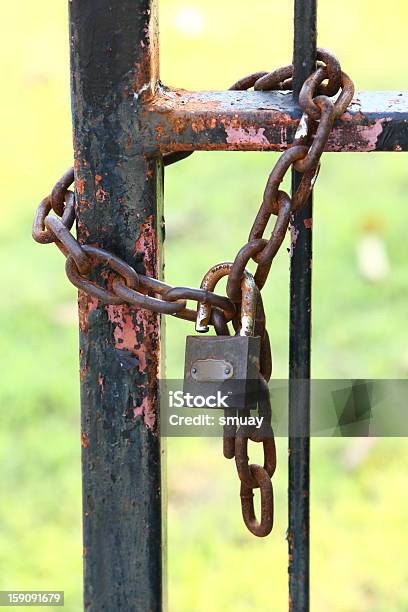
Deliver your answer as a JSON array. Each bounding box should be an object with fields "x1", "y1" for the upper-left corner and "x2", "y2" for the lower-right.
[{"x1": 1, "y1": 1, "x2": 408, "y2": 610}]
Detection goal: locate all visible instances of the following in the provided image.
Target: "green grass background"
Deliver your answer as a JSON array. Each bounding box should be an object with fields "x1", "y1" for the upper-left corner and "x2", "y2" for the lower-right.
[{"x1": 1, "y1": 1, "x2": 408, "y2": 610}]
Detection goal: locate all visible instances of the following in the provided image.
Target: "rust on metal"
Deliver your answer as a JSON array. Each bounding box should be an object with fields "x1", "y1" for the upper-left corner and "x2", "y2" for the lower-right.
[
  {"x1": 235, "y1": 434, "x2": 276, "y2": 488},
  {"x1": 34, "y1": 49, "x2": 360, "y2": 542},
  {"x1": 240, "y1": 464, "x2": 274, "y2": 537},
  {"x1": 51, "y1": 167, "x2": 75, "y2": 216},
  {"x1": 146, "y1": 90, "x2": 408, "y2": 153},
  {"x1": 33, "y1": 47, "x2": 350, "y2": 541},
  {"x1": 195, "y1": 262, "x2": 257, "y2": 334}
]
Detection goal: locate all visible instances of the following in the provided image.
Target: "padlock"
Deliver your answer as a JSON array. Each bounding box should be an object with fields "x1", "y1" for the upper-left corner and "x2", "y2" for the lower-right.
[{"x1": 183, "y1": 262, "x2": 261, "y2": 410}]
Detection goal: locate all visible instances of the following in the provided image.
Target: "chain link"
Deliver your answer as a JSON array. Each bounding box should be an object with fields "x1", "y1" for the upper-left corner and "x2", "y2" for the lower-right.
[
  {"x1": 223, "y1": 49, "x2": 354, "y2": 307},
  {"x1": 32, "y1": 48, "x2": 354, "y2": 538}
]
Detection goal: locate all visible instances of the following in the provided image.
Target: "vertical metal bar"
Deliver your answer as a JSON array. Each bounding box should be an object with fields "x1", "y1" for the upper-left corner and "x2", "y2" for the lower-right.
[
  {"x1": 69, "y1": 2, "x2": 164, "y2": 610},
  {"x1": 288, "y1": 1, "x2": 316, "y2": 610}
]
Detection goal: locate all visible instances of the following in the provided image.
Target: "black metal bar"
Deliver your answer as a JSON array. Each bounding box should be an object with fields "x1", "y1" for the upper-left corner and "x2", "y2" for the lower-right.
[
  {"x1": 146, "y1": 89, "x2": 408, "y2": 152},
  {"x1": 288, "y1": 0, "x2": 316, "y2": 610},
  {"x1": 69, "y1": 1, "x2": 164, "y2": 610}
]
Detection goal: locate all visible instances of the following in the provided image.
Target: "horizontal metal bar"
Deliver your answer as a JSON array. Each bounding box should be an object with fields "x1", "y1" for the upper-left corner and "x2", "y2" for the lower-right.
[{"x1": 144, "y1": 89, "x2": 408, "y2": 153}]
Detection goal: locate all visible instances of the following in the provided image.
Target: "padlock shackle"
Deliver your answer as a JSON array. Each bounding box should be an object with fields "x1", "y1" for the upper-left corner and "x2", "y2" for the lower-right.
[
  {"x1": 195, "y1": 261, "x2": 257, "y2": 335},
  {"x1": 239, "y1": 273, "x2": 257, "y2": 337}
]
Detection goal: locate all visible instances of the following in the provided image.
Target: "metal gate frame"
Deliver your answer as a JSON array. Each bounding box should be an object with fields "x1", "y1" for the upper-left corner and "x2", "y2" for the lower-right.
[{"x1": 68, "y1": 1, "x2": 408, "y2": 610}]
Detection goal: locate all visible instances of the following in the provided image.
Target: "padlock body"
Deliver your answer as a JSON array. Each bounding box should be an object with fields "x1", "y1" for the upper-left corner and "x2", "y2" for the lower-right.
[{"x1": 183, "y1": 335, "x2": 261, "y2": 410}]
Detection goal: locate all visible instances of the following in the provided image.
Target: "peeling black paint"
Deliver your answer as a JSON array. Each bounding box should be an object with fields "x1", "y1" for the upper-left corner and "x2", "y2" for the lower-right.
[
  {"x1": 69, "y1": 1, "x2": 163, "y2": 610},
  {"x1": 288, "y1": 2, "x2": 315, "y2": 610},
  {"x1": 376, "y1": 118, "x2": 408, "y2": 151}
]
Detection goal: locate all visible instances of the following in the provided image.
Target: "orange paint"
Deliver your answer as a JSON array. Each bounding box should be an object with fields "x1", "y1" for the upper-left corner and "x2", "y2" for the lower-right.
[
  {"x1": 78, "y1": 294, "x2": 99, "y2": 333},
  {"x1": 106, "y1": 306, "x2": 138, "y2": 352},
  {"x1": 133, "y1": 214, "x2": 157, "y2": 278},
  {"x1": 105, "y1": 303, "x2": 160, "y2": 431},
  {"x1": 76, "y1": 176, "x2": 85, "y2": 195},
  {"x1": 96, "y1": 187, "x2": 108, "y2": 202},
  {"x1": 81, "y1": 431, "x2": 89, "y2": 448}
]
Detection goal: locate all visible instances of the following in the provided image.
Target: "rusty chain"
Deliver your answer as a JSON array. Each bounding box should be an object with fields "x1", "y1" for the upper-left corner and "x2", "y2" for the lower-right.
[{"x1": 32, "y1": 48, "x2": 354, "y2": 538}]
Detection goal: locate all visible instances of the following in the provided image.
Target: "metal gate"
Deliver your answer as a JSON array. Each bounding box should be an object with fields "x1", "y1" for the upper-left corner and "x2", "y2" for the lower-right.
[{"x1": 61, "y1": 1, "x2": 408, "y2": 610}]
